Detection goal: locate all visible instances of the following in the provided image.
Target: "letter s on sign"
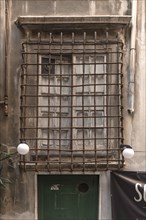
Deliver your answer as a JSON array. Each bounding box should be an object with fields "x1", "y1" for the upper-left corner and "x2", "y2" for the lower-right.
[{"x1": 134, "y1": 183, "x2": 142, "y2": 202}]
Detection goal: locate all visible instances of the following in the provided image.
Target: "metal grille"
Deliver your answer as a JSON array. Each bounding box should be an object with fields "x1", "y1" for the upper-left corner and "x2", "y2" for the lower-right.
[{"x1": 20, "y1": 31, "x2": 124, "y2": 172}]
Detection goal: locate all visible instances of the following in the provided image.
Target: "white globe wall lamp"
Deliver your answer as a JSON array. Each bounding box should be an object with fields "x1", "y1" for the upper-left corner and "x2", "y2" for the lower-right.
[
  {"x1": 120, "y1": 144, "x2": 134, "y2": 159},
  {"x1": 17, "y1": 143, "x2": 30, "y2": 155}
]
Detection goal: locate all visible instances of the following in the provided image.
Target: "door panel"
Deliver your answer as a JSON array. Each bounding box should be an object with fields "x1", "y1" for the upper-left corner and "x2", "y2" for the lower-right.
[{"x1": 38, "y1": 175, "x2": 99, "y2": 220}]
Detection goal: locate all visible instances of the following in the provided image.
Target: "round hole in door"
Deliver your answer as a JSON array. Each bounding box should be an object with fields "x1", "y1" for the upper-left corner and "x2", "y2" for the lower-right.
[{"x1": 78, "y1": 182, "x2": 89, "y2": 193}]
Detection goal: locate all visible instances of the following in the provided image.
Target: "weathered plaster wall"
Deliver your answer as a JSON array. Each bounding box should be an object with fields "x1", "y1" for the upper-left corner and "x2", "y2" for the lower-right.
[
  {"x1": 0, "y1": 168, "x2": 35, "y2": 219},
  {"x1": 0, "y1": 0, "x2": 146, "y2": 220},
  {"x1": 10, "y1": 0, "x2": 131, "y2": 17},
  {"x1": 123, "y1": 0, "x2": 146, "y2": 171}
]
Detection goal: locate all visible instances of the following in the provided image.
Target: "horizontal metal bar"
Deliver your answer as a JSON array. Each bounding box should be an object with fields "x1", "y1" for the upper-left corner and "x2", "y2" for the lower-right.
[
  {"x1": 20, "y1": 115, "x2": 123, "y2": 119},
  {"x1": 20, "y1": 137, "x2": 123, "y2": 141},
  {"x1": 22, "y1": 40, "x2": 123, "y2": 46},
  {"x1": 21, "y1": 72, "x2": 123, "y2": 77},
  {"x1": 21, "y1": 51, "x2": 123, "y2": 55},
  {"x1": 21, "y1": 61, "x2": 123, "y2": 66},
  {"x1": 20, "y1": 125, "x2": 123, "y2": 130},
  {"x1": 20, "y1": 105, "x2": 123, "y2": 108},
  {"x1": 21, "y1": 83, "x2": 122, "y2": 88},
  {"x1": 21, "y1": 94, "x2": 122, "y2": 98}
]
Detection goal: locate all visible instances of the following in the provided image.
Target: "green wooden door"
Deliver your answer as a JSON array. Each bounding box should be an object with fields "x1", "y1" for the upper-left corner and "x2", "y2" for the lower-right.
[{"x1": 38, "y1": 175, "x2": 99, "y2": 220}]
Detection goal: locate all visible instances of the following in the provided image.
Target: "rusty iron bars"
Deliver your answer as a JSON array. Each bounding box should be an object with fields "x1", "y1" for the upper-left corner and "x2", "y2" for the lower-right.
[{"x1": 19, "y1": 31, "x2": 124, "y2": 172}]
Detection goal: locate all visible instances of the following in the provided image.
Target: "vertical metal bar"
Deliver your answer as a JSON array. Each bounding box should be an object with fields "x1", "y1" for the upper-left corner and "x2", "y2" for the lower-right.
[
  {"x1": 120, "y1": 44, "x2": 124, "y2": 166},
  {"x1": 94, "y1": 31, "x2": 97, "y2": 171},
  {"x1": 47, "y1": 32, "x2": 52, "y2": 172},
  {"x1": 105, "y1": 31, "x2": 109, "y2": 170},
  {"x1": 20, "y1": 42, "x2": 26, "y2": 168},
  {"x1": 35, "y1": 32, "x2": 41, "y2": 171},
  {"x1": 23, "y1": 32, "x2": 30, "y2": 170},
  {"x1": 59, "y1": 32, "x2": 63, "y2": 171},
  {"x1": 116, "y1": 37, "x2": 121, "y2": 169},
  {"x1": 71, "y1": 32, "x2": 74, "y2": 171},
  {"x1": 82, "y1": 32, "x2": 86, "y2": 171},
  {"x1": 118, "y1": 38, "x2": 124, "y2": 166}
]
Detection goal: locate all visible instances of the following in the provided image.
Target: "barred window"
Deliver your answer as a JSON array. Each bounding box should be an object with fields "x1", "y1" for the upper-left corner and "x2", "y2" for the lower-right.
[{"x1": 20, "y1": 31, "x2": 124, "y2": 172}]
